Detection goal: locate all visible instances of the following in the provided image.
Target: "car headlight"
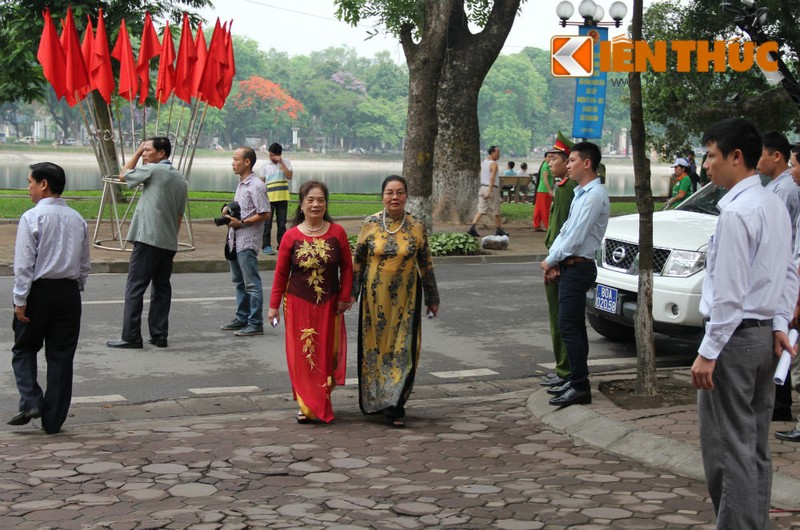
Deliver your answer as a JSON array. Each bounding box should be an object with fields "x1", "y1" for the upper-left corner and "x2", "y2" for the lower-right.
[{"x1": 662, "y1": 250, "x2": 706, "y2": 277}]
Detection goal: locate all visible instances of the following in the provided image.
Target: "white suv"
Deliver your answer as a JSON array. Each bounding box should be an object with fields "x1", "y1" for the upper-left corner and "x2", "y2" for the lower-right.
[{"x1": 585, "y1": 183, "x2": 732, "y2": 340}]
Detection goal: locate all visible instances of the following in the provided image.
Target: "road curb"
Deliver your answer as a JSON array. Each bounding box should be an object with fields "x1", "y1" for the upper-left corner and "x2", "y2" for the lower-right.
[{"x1": 526, "y1": 388, "x2": 800, "y2": 510}]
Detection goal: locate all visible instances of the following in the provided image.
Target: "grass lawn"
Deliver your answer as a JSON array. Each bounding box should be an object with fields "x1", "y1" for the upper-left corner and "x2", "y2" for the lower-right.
[{"x1": 0, "y1": 190, "x2": 641, "y2": 221}]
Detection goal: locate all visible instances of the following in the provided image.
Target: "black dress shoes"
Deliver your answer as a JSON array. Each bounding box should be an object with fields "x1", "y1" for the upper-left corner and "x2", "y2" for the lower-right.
[
  {"x1": 775, "y1": 428, "x2": 800, "y2": 442},
  {"x1": 106, "y1": 339, "x2": 143, "y2": 349},
  {"x1": 547, "y1": 381, "x2": 572, "y2": 396},
  {"x1": 549, "y1": 387, "x2": 592, "y2": 407},
  {"x1": 148, "y1": 337, "x2": 168, "y2": 348},
  {"x1": 540, "y1": 374, "x2": 568, "y2": 387},
  {"x1": 7, "y1": 408, "x2": 41, "y2": 426}
]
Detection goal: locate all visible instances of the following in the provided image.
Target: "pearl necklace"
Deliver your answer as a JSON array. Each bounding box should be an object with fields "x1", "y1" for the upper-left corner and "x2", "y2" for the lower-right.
[
  {"x1": 303, "y1": 220, "x2": 325, "y2": 232},
  {"x1": 382, "y1": 209, "x2": 405, "y2": 235}
]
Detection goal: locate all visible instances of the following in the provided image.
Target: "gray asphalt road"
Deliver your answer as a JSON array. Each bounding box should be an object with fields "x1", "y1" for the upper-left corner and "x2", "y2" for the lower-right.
[{"x1": 0, "y1": 262, "x2": 697, "y2": 419}]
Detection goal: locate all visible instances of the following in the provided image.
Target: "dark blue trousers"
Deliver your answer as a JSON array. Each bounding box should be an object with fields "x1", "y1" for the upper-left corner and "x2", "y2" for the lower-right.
[{"x1": 557, "y1": 261, "x2": 597, "y2": 391}]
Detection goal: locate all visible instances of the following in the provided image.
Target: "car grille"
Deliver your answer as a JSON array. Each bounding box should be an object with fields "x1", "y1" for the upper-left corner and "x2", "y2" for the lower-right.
[{"x1": 602, "y1": 238, "x2": 671, "y2": 275}]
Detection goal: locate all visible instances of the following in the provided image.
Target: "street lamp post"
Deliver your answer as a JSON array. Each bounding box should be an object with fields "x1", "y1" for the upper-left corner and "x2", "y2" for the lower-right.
[
  {"x1": 556, "y1": 0, "x2": 627, "y2": 27},
  {"x1": 721, "y1": 0, "x2": 800, "y2": 110},
  {"x1": 555, "y1": 0, "x2": 628, "y2": 142}
]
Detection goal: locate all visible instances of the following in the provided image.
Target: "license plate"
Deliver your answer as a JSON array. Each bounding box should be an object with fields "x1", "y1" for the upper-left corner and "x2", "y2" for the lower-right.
[{"x1": 594, "y1": 284, "x2": 618, "y2": 314}]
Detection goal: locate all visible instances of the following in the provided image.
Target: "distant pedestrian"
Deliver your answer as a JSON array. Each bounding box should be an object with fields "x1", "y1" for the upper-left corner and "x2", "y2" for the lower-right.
[
  {"x1": 257, "y1": 142, "x2": 293, "y2": 255},
  {"x1": 219, "y1": 147, "x2": 271, "y2": 337},
  {"x1": 502, "y1": 161, "x2": 516, "y2": 203},
  {"x1": 268, "y1": 181, "x2": 353, "y2": 424},
  {"x1": 516, "y1": 162, "x2": 530, "y2": 203},
  {"x1": 106, "y1": 137, "x2": 188, "y2": 350},
  {"x1": 467, "y1": 146, "x2": 507, "y2": 238},
  {"x1": 10, "y1": 162, "x2": 91, "y2": 434},
  {"x1": 691, "y1": 118, "x2": 797, "y2": 529},
  {"x1": 352, "y1": 175, "x2": 440, "y2": 427},
  {"x1": 533, "y1": 133, "x2": 568, "y2": 231},
  {"x1": 664, "y1": 157, "x2": 692, "y2": 209},
  {"x1": 540, "y1": 142, "x2": 610, "y2": 409}
]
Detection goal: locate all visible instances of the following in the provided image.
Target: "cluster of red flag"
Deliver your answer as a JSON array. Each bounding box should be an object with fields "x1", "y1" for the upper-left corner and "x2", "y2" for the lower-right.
[{"x1": 37, "y1": 8, "x2": 236, "y2": 110}]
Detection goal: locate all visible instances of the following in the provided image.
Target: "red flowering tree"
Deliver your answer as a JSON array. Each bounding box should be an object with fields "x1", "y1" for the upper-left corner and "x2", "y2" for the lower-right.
[{"x1": 229, "y1": 75, "x2": 304, "y2": 143}]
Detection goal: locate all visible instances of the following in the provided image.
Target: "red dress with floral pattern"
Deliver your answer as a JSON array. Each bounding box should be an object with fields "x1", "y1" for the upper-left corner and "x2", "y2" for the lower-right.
[{"x1": 269, "y1": 223, "x2": 353, "y2": 422}]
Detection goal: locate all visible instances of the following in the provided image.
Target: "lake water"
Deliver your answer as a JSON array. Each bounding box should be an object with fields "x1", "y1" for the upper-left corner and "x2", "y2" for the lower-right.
[{"x1": 0, "y1": 152, "x2": 673, "y2": 196}]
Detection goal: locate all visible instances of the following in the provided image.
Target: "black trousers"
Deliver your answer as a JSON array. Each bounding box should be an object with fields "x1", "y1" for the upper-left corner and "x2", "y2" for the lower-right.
[
  {"x1": 12, "y1": 279, "x2": 81, "y2": 432},
  {"x1": 262, "y1": 200, "x2": 288, "y2": 249},
  {"x1": 122, "y1": 242, "x2": 176, "y2": 341}
]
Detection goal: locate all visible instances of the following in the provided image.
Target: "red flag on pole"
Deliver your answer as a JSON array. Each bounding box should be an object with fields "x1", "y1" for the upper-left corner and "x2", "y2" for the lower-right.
[
  {"x1": 174, "y1": 13, "x2": 197, "y2": 104},
  {"x1": 91, "y1": 8, "x2": 115, "y2": 103},
  {"x1": 60, "y1": 6, "x2": 91, "y2": 106},
  {"x1": 221, "y1": 21, "x2": 235, "y2": 102},
  {"x1": 136, "y1": 12, "x2": 161, "y2": 104},
  {"x1": 37, "y1": 8, "x2": 68, "y2": 100},
  {"x1": 111, "y1": 19, "x2": 138, "y2": 101},
  {"x1": 81, "y1": 16, "x2": 94, "y2": 77},
  {"x1": 198, "y1": 19, "x2": 224, "y2": 109},
  {"x1": 189, "y1": 22, "x2": 207, "y2": 98},
  {"x1": 156, "y1": 22, "x2": 176, "y2": 104}
]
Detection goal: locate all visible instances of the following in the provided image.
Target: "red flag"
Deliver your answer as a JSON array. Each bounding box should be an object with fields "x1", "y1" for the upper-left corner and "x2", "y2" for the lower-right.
[
  {"x1": 37, "y1": 8, "x2": 68, "y2": 100},
  {"x1": 189, "y1": 22, "x2": 207, "y2": 98},
  {"x1": 91, "y1": 8, "x2": 115, "y2": 103},
  {"x1": 81, "y1": 16, "x2": 94, "y2": 79},
  {"x1": 136, "y1": 12, "x2": 161, "y2": 104},
  {"x1": 60, "y1": 6, "x2": 91, "y2": 106},
  {"x1": 221, "y1": 21, "x2": 235, "y2": 103},
  {"x1": 156, "y1": 22, "x2": 176, "y2": 104},
  {"x1": 174, "y1": 13, "x2": 197, "y2": 104},
  {"x1": 198, "y1": 19, "x2": 224, "y2": 108},
  {"x1": 111, "y1": 19, "x2": 138, "y2": 101}
]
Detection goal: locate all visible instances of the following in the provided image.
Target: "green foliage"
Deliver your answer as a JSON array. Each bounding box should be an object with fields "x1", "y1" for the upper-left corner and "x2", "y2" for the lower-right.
[
  {"x1": 641, "y1": 0, "x2": 800, "y2": 157},
  {"x1": 427, "y1": 232, "x2": 481, "y2": 256}
]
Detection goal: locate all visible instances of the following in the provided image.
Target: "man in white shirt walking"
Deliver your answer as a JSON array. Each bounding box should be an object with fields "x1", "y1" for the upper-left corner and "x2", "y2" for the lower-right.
[
  {"x1": 692, "y1": 118, "x2": 797, "y2": 529},
  {"x1": 10, "y1": 162, "x2": 91, "y2": 434}
]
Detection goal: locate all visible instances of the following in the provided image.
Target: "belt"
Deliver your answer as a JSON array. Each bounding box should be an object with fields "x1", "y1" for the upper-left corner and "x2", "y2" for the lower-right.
[
  {"x1": 560, "y1": 256, "x2": 593, "y2": 267},
  {"x1": 480, "y1": 184, "x2": 491, "y2": 187},
  {"x1": 703, "y1": 318, "x2": 773, "y2": 331}
]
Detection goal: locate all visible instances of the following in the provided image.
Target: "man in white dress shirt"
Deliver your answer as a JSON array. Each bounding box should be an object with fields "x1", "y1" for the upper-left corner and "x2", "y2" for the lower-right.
[
  {"x1": 10, "y1": 162, "x2": 91, "y2": 434},
  {"x1": 692, "y1": 118, "x2": 797, "y2": 529}
]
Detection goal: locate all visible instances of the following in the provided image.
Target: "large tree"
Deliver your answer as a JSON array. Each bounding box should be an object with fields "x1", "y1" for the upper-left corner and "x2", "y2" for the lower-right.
[{"x1": 336, "y1": 0, "x2": 523, "y2": 226}]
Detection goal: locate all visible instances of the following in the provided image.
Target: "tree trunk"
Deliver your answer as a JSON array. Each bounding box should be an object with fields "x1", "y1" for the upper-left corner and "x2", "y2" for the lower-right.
[
  {"x1": 630, "y1": 0, "x2": 657, "y2": 397},
  {"x1": 399, "y1": 0, "x2": 454, "y2": 230},
  {"x1": 432, "y1": 0, "x2": 521, "y2": 224}
]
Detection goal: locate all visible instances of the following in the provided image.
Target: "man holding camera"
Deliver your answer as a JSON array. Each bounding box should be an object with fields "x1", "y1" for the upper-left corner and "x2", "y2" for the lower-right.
[
  {"x1": 107, "y1": 137, "x2": 187, "y2": 349},
  {"x1": 220, "y1": 146, "x2": 271, "y2": 337}
]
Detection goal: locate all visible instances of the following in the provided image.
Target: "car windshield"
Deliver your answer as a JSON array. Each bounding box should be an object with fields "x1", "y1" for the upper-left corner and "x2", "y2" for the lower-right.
[{"x1": 675, "y1": 175, "x2": 771, "y2": 216}]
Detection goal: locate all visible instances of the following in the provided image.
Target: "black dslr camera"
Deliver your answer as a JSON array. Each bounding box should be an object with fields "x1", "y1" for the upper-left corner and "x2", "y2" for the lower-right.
[{"x1": 214, "y1": 201, "x2": 242, "y2": 226}]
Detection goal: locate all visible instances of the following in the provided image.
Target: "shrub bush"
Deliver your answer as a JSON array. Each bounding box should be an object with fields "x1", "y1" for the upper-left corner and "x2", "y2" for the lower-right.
[{"x1": 347, "y1": 231, "x2": 481, "y2": 257}]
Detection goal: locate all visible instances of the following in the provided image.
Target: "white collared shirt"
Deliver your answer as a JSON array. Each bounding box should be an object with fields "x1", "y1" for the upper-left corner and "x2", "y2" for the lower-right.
[
  {"x1": 698, "y1": 174, "x2": 798, "y2": 360},
  {"x1": 13, "y1": 197, "x2": 91, "y2": 306}
]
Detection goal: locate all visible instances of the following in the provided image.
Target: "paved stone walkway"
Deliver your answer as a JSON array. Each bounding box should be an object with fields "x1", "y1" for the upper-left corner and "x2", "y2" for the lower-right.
[{"x1": 0, "y1": 392, "x2": 734, "y2": 530}]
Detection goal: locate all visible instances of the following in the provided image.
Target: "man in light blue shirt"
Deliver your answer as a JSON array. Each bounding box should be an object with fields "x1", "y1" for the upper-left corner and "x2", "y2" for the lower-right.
[
  {"x1": 11, "y1": 162, "x2": 91, "y2": 434},
  {"x1": 540, "y1": 142, "x2": 609, "y2": 408},
  {"x1": 692, "y1": 118, "x2": 797, "y2": 529}
]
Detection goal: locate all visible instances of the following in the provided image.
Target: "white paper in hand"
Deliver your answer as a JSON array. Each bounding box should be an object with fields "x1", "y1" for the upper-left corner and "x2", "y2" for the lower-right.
[{"x1": 774, "y1": 329, "x2": 799, "y2": 385}]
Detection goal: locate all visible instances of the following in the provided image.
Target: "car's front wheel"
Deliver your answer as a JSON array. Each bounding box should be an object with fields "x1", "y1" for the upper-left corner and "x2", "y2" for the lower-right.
[{"x1": 587, "y1": 312, "x2": 635, "y2": 341}]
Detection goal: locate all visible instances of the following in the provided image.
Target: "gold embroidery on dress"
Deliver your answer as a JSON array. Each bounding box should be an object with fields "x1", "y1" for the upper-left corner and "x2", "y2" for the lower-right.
[
  {"x1": 300, "y1": 327, "x2": 318, "y2": 371},
  {"x1": 296, "y1": 239, "x2": 332, "y2": 304}
]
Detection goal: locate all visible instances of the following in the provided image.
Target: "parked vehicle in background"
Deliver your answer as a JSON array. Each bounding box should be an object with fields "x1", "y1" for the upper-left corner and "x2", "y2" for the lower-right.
[
  {"x1": 585, "y1": 182, "x2": 731, "y2": 341},
  {"x1": 64, "y1": 138, "x2": 76, "y2": 146},
  {"x1": 16, "y1": 136, "x2": 37, "y2": 144}
]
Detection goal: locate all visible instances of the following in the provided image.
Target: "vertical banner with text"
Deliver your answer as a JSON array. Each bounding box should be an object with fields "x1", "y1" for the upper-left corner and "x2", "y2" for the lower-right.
[{"x1": 572, "y1": 26, "x2": 607, "y2": 140}]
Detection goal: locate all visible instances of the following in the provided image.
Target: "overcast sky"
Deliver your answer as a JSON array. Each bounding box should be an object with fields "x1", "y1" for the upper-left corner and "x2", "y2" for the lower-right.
[{"x1": 199, "y1": 0, "x2": 639, "y2": 61}]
